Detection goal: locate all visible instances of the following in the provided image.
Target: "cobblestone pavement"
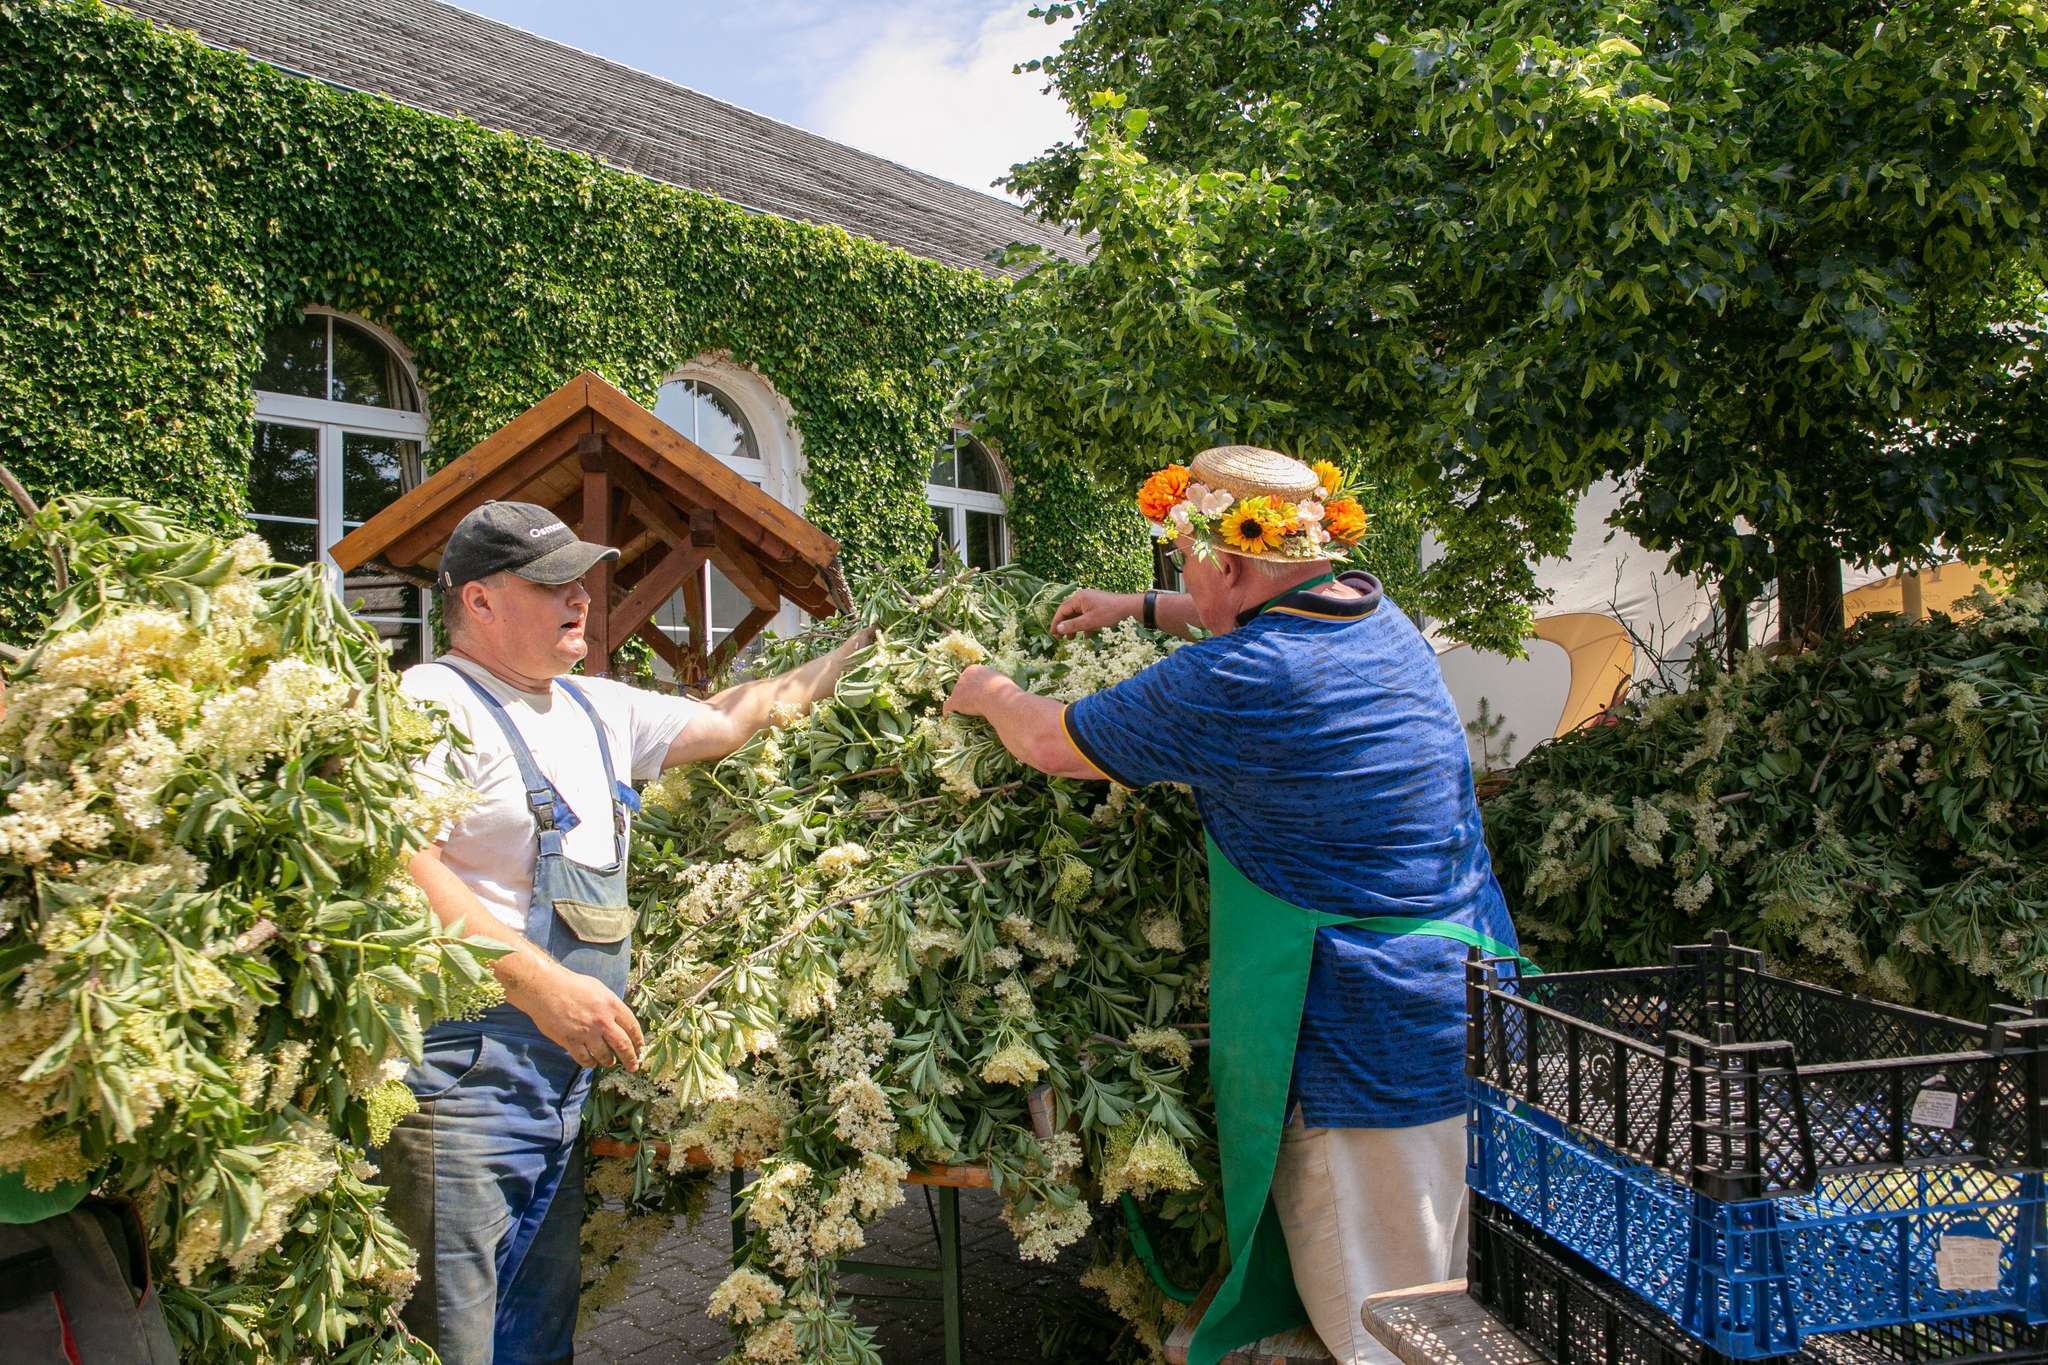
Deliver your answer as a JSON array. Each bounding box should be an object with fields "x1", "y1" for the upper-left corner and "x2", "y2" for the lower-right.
[{"x1": 575, "y1": 1179, "x2": 1096, "y2": 1365}]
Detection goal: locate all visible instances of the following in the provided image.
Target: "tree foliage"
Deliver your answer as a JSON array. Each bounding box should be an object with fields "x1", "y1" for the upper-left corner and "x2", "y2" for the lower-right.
[
  {"x1": 969, "y1": 0, "x2": 2048, "y2": 649},
  {"x1": 1485, "y1": 588, "x2": 2048, "y2": 1018}
]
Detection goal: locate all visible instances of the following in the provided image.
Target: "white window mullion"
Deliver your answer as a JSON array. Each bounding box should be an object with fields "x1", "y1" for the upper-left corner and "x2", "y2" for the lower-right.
[{"x1": 318, "y1": 424, "x2": 345, "y2": 590}]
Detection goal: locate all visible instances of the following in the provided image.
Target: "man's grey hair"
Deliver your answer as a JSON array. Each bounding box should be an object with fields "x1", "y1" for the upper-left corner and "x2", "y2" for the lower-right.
[
  {"x1": 440, "y1": 572, "x2": 504, "y2": 642},
  {"x1": 1241, "y1": 554, "x2": 1331, "y2": 582}
]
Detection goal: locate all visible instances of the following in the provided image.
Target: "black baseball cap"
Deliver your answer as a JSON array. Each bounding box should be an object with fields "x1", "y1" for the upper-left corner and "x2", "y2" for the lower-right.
[{"x1": 438, "y1": 501, "x2": 620, "y2": 590}]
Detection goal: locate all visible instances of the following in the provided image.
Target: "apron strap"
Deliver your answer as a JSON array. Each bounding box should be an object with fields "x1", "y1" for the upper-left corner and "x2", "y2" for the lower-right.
[{"x1": 1321, "y1": 912, "x2": 1541, "y2": 975}]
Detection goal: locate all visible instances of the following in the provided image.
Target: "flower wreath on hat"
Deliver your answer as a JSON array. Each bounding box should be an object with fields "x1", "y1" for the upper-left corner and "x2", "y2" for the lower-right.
[{"x1": 1136, "y1": 458, "x2": 1368, "y2": 561}]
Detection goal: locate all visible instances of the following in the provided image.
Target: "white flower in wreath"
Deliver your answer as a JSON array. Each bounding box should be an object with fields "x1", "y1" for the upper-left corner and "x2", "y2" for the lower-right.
[{"x1": 1197, "y1": 485, "x2": 1235, "y2": 518}]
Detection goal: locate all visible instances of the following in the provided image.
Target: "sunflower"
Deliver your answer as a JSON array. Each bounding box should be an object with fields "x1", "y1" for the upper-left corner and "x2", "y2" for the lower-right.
[
  {"x1": 1311, "y1": 460, "x2": 1348, "y2": 501},
  {"x1": 1219, "y1": 496, "x2": 1288, "y2": 554},
  {"x1": 1136, "y1": 464, "x2": 1191, "y2": 522},
  {"x1": 1324, "y1": 497, "x2": 1368, "y2": 544}
]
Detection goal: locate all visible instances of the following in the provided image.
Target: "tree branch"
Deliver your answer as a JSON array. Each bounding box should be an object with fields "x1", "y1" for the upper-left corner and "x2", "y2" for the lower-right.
[{"x1": 0, "y1": 460, "x2": 66, "y2": 594}]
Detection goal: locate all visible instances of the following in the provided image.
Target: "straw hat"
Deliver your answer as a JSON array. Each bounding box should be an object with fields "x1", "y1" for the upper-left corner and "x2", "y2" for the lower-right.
[
  {"x1": 1189, "y1": 445, "x2": 1321, "y2": 504},
  {"x1": 1138, "y1": 444, "x2": 1358, "y2": 561}
]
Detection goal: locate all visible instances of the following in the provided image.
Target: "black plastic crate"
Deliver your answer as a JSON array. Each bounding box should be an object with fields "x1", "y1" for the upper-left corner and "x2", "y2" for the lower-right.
[
  {"x1": 1465, "y1": 932, "x2": 2048, "y2": 1200},
  {"x1": 1467, "y1": 1193, "x2": 2048, "y2": 1365}
]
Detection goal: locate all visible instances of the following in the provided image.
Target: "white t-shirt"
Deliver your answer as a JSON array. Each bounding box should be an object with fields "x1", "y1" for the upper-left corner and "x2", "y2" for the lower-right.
[{"x1": 401, "y1": 656, "x2": 704, "y2": 932}]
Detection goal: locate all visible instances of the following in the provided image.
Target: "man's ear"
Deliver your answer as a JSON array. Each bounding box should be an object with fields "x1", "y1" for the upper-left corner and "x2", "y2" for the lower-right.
[{"x1": 461, "y1": 579, "x2": 492, "y2": 623}]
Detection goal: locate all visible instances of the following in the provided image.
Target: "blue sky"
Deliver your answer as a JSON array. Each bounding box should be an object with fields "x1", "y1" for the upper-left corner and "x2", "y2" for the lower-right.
[{"x1": 454, "y1": 1, "x2": 1078, "y2": 197}]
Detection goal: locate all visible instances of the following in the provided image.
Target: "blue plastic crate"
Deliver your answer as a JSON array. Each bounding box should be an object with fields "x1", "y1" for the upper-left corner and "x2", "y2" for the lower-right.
[{"x1": 1469, "y1": 1080, "x2": 2048, "y2": 1358}]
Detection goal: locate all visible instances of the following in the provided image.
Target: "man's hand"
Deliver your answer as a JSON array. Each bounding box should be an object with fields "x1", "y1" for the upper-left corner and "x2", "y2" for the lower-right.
[
  {"x1": 942, "y1": 664, "x2": 1102, "y2": 779},
  {"x1": 1051, "y1": 589, "x2": 1140, "y2": 637},
  {"x1": 944, "y1": 663, "x2": 1002, "y2": 718},
  {"x1": 506, "y1": 958, "x2": 644, "y2": 1071},
  {"x1": 665, "y1": 623, "x2": 880, "y2": 767}
]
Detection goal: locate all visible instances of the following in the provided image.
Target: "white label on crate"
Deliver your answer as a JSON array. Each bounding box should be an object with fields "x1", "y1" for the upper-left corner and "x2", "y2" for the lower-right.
[
  {"x1": 1936, "y1": 1234, "x2": 2005, "y2": 1293},
  {"x1": 1911, "y1": 1087, "x2": 1959, "y2": 1129}
]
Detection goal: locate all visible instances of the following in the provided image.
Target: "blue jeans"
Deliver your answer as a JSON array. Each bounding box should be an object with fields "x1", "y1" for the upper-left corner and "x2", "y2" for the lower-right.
[{"x1": 377, "y1": 1025, "x2": 592, "y2": 1365}]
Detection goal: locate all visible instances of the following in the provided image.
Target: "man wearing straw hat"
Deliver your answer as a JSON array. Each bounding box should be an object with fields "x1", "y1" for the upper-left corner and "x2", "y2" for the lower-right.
[{"x1": 946, "y1": 445, "x2": 1525, "y2": 1364}]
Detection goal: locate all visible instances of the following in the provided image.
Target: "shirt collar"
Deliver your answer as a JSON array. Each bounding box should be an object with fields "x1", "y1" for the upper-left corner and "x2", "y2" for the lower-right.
[{"x1": 1234, "y1": 571, "x2": 1383, "y2": 628}]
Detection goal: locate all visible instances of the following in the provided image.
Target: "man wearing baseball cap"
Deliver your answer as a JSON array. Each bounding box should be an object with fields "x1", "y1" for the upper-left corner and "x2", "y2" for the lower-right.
[{"x1": 381, "y1": 500, "x2": 872, "y2": 1365}]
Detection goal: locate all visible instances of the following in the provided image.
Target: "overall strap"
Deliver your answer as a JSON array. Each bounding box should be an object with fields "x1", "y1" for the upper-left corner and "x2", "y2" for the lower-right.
[
  {"x1": 553, "y1": 678, "x2": 636, "y2": 861},
  {"x1": 438, "y1": 663, "x2": 579, "y2": 836}
]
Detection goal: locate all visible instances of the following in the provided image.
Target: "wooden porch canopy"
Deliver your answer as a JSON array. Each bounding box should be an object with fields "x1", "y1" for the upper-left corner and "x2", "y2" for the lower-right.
[{"x1": 331, "y1": 370, "x2": 850, "y2": 689}]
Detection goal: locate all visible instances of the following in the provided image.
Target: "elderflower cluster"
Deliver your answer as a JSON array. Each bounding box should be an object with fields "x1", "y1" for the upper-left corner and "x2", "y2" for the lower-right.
[
  {"x1": 1100, "y1": 1118, "x2": 1201, "y2": 1201},
  {"x1": 980, "y1": 1040, "x2": 1049, "y2": 1087},
  {"x1": 813, "y1": 842, "x2": 870, "y2": 879},
  {"x1": 707, "y1": 1267, "x2": 786, "y2": 1325},
  {"x1": 0, "y1": 779, "x2": 114, "y2": 864},
  {"x1": 1048, "y1": 620, "x2": 1173, "y2": 702},
  {"x1": 1003, "y1": 1193, "x2": 1094, "y2": 1262},
  {"x1": 1129, "y1": 1027, "x2": 1193, "y2": 1071},
  {"x1": 188, "y1": 658, "x2": 355, "y2": 777},
  {"x1": 931, "y1": 631, "x2": 989, "y2": 668}
]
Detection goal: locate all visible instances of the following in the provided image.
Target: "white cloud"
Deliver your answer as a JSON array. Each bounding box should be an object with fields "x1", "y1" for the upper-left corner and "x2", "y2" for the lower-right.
[{"x1": 804, "y1": 5, "x2": 1077, "y2": 197}]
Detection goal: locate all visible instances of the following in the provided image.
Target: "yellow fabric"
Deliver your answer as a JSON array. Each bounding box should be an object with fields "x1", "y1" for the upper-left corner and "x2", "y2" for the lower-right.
[
  {"x1": 1843, "y1": 561, "x2": 2003, "y2": 624},
  {"x1": 1528, "y1": 613, "x2": 1633, "y2": 738}
]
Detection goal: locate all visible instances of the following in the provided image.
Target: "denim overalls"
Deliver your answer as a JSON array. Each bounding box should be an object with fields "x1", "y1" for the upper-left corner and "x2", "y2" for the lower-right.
[{"x1": 378, "y1": 667, "x2": 639, "y2": 1365}]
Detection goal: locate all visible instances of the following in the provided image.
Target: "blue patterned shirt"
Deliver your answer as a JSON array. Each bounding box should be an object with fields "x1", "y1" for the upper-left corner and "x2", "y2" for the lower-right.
[{"x1": 1064, "y1": 574, "x2": 1518, "y2": 1129}]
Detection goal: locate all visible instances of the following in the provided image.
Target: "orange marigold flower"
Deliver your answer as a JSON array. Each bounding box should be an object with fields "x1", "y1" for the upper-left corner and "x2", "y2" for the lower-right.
[
  {"x1": 1136, "y1": 465, "x2": 1191, "y2": 522},
  {"x1": 1324, "y1": 497, "x2": 1369, "y2": 544},
  {"x1": 1311, "y1": 460, "x2": 1348, "y2": 500}
]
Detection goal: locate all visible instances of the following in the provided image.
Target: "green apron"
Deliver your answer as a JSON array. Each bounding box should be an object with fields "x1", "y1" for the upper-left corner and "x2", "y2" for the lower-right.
[{"x1": 1187, "y1": 577, "x2": 1536, "y2": 1365}]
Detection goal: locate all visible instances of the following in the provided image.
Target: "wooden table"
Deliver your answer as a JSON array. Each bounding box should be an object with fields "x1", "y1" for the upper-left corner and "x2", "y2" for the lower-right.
[{"x1": 1361, "y1": 1279, "x2": 1546, "y2": 1365}]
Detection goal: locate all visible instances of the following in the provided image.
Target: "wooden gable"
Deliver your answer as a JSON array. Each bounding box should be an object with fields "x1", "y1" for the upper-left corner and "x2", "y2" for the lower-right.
[{"x1": 331, "y1": 371, "x2": 851, "y2": 689}]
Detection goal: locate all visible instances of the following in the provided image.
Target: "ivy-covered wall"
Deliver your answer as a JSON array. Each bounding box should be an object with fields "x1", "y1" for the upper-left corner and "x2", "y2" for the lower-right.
[{"x1": 0, "y1": 0, "x2": 1154, "y2": 645}]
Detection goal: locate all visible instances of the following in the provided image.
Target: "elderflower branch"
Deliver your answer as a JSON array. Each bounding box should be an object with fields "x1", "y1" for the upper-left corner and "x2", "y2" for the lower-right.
[
  {"x1": 859, "y1": 780, "x2": 1029, "y2": 819},
  {"x1": 685, "y1": 855, "x2": 1030, "y2": 1005}
]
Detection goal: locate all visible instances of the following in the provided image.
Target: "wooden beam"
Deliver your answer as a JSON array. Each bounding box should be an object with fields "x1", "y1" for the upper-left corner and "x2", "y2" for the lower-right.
[
  {"x1": 601, "y1": 421, "x2": 803, "y2": 564},
  {"x1": 608, "y1": 542, "x2": 706, "y2": 650},
  {"x1": 708, "y1": 604, "x2": 778, "y2": 678},
  {"x1": 709, "y1": 538, "x2": 783, "y2": 613},
  {"x1": 582, "y1": 460, "x2": 614, "y2": 673},
  {"x1": 596, "y1": 450, "x2": 697, "y2": 551},
  {"x1": 383, "y1": 416, "x2": 591, "y2": 568},
  {"x1": 584, "y1": 377, "x2": 839, "y2": 565},
  {"x1": 333, "y1": 372, "x2": 592, "y2": 572},
  {"x1": 680, "y1": 554, "x2": 710, "y2": 661},
  {"x1": 634, "y1": 620, "x2": 689, "y2": 677},
  {"x1": 709, "y1": 519, "x2": 830, "y2": 610}
]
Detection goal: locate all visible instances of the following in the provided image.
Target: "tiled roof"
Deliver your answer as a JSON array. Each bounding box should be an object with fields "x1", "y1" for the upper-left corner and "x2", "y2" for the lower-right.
[{"x1": 117, "y1": 0, "x2": 1085, "y2": 276}]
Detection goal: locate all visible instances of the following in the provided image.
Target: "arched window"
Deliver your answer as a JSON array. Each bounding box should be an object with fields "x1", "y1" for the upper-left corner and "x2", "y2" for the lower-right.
[
  {"x1": 650, "y1": 363, "x2": 806, "y2": 667},
  {"x1": 928, "y1": 432, "x2": 1009, "y2": 571},
  {"x1": 250, "y1": 309, "x2": 430, "y2": 667}
]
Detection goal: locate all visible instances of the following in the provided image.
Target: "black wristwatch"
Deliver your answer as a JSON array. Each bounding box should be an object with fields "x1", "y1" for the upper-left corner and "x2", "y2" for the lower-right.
[{"x1": 1142, "y1": 589, "x2": 1159, "y2": 630}]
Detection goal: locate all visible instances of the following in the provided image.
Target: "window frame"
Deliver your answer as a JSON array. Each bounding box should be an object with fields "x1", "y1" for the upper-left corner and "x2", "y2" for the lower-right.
[
  {"x1": 927, "y1": 430, "x2": 1012, "y2": 570},
  {"x1": 651, "y1": 359, "x2": 809, "y2": 663},
  {"x1": 251, "y1": 308, "x2": 431, "y2": 664}
]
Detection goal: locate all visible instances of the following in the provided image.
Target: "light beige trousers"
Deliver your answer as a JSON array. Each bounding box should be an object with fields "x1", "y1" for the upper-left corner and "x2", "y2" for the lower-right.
[{"x1": 1270, "y1": 1110, "x2": 1469, "y2": 1364}]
